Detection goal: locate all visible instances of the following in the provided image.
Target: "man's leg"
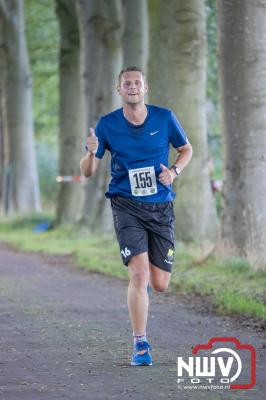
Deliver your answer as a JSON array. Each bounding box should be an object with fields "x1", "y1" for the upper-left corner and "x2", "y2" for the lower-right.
[
  {"x1": 127, "y1": 252, "x2": 153, "y2": 365},
  {"x1": 149, "y1": 262, "x2": 171, "y2": 292},
  {"x1": 127, "y1": 252, "x2": 150, "y2": 336}
]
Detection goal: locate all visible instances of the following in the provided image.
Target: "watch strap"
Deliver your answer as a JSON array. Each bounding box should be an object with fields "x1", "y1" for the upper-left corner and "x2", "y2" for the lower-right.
[{"x1": 170, "y1": 165, "x2": 181, "y2": 176}]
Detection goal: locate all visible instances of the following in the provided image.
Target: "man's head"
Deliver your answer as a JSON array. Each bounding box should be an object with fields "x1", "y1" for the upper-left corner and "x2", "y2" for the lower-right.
[{"x1": 117, "y1": 66, "x2": 148, "y2": 105}]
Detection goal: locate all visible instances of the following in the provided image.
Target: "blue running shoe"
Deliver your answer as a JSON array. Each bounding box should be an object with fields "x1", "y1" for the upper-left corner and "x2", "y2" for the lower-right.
[{"x1": 130, "y1": 341, "x2": 152, "y2": 366}]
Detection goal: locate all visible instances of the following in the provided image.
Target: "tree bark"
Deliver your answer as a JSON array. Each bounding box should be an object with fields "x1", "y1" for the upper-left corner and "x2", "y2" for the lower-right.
[
  {"x1": 217, "y1": 0, "x2": 266, "y2": 270},
  {"x1": 0, "y1": 12, "x2": 5, "y2": 211},
  {"x1": 122, "y1": 0, "x2": 148, "y2": 70},
  {"x1": 0, "y1": 91, "x2": 10, "y2": 214},
  {"x1": 0, "y1": 114, "x2": 4, "y2": 212},
  {"x1": 0, "y1": 0, "x2": 41, "y2": 212},
  {"x1": 76, "y1": 0, "x2": 123, "y2": 232},
  {"x1": 148, "y1": 0, "x2": 219, "y2": 244},
  {"x1": 56, "y1": 0, "x2": 82, "y2": 224}
]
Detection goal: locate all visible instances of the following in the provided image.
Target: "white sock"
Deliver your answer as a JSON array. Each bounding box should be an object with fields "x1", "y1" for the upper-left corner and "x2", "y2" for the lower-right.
[{"x1": 133, "y1": 332, "x2": 147, "y2": 344}]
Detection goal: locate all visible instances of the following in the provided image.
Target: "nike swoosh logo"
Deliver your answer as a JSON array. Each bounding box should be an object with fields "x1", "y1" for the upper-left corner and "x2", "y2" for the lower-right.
[{"x1": 150, "y1": 130, "x2": 159, "y2": 136}]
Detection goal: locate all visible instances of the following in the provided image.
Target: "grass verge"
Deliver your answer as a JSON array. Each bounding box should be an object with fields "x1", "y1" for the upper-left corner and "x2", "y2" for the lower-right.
[{"x1": 0, "y1": 213, "x2": 265, "y2": 322}]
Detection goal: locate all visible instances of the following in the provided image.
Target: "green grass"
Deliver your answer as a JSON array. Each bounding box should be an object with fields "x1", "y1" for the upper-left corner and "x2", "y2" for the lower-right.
[
  {"x1": 0, "y1": 213, "x2": 265, "y2": 321},
  {"x1": 171, "y1": 251, "x2": 266, "y2": 320}
]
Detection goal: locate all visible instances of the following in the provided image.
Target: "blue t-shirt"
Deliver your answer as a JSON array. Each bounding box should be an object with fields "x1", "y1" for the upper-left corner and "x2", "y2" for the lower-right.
[{"x1": 95, "y1": 104, "x2": 188, "y2": 202}]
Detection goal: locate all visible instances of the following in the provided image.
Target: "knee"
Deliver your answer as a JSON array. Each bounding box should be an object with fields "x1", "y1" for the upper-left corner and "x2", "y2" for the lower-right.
[
  {"x1": 128, "y1": 252, "x2": 150, "y2": 289},
  {"x1": 151, "y1": 280, "x2": 169, "y2": 293},
  {"x1": 130, "y1": 269, "x2": 149, "y2": 288},
  {"x1": 128, "y1": 258, "x2": 149, "y2": 289}
]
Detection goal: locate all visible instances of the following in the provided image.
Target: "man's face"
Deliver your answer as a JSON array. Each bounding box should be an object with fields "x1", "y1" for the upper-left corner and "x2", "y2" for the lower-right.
[{"x1": 117, "y1": 71, "x2": 148, "y2": 105}]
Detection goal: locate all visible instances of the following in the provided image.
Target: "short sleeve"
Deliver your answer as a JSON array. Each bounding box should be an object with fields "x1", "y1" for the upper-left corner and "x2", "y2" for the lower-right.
[
  {"x1": 168, "y1": 111, "x2": 188, "y2": 148},
  {"x1": 95, "y1": 118, "x2": 107, "y2": 159}
]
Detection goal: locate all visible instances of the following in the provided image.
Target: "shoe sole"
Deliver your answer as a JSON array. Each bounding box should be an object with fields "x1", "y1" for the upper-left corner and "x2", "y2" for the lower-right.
[{"x1": 130, "y1": 361, "x2": 152, "y2": 366}]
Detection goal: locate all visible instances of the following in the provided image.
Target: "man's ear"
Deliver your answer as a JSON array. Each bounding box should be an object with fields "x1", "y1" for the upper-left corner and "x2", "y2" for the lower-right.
[{"x1": 117, "y1": 84, "x2": 121, "y2": 95}]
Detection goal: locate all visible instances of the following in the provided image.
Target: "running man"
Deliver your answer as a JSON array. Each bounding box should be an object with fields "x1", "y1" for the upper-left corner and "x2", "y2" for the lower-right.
[{"x1": 80, "y1": 66, "x2": 192, "y2": 366}]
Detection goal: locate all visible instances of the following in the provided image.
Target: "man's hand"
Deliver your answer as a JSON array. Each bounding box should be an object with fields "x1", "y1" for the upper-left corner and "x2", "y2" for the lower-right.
[
  {"x1": 158, "y1": 163, "x2": 175, "y2": 185},
  {"x1": 86, "y1": 127, "x2": 98, "y2": 155}
]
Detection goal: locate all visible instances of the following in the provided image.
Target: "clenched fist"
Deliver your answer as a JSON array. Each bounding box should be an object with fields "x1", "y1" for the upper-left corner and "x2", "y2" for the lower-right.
[
  {"x1": 86, "y1": 127, "x2": 98, "y2": 155},
  {"x1": 158, "y1": 163, "x2": 175, "y2": 185}
]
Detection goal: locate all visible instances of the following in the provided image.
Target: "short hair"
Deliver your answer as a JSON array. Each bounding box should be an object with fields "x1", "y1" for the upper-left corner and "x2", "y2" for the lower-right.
[{"x1": 118, "y1": 66, "x2": 146, "y2": 85}]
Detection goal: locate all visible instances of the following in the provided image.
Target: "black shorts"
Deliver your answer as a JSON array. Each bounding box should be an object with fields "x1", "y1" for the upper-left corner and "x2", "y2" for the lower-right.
[{"x1": 110, "y1": 195, "x2": 175, "y2": 273}]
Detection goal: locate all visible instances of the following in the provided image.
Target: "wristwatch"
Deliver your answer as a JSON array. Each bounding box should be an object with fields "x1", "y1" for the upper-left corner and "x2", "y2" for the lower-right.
[{"x1": 170, "y1": 165, "x2": 181, "y2": 176}]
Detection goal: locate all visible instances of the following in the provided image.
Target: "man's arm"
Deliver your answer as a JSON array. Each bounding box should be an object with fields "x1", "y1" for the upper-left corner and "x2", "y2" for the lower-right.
[
  {"x1": 80, "y1": 153, "x2": 100, "y2": 177},
  {"x1": 171, "y1": 142, "x2": 193, "y2": 175},
  {"x1": 80, "y1": 127, "x2": 101, "y2": 177},
  {"x1": 159, "y1": 142, "x2": 193, "y2": 185}
]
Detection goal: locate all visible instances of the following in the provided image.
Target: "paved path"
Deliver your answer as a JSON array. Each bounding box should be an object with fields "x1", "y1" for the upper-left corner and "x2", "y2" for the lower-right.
[{"x1": 0, "y1": 244, "x2": 265, "y2": 400}]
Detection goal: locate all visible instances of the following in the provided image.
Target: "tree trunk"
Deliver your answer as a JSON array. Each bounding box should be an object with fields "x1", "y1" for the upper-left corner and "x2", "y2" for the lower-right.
[
  {"x1": 217, "y1": 0, "x2": 266, "y2": 270},
  {"x1": 0, "y1": 0, "x2": 41, "y2": 212},
  {"x1": 76, "y1": 0, "x2": 123, "y2": 232},
  {"x1": 0, "y1": 93, "x2": 10, "y2": 214},
  {"x1": 0, "y1": 114, "x2": 4, "y2": 212},
  {"x1": 55, "y1": 0, "x2": 82, "y2": 224},
  {"x1": 122, "y1": 0, "x2": 149, "y2": 70},
  {"x1": 148, "y1": 0, "x2": 219, "y2": 245},
  {"x1": 0, "y1": 13, "x2": 5, "y2": 211}
]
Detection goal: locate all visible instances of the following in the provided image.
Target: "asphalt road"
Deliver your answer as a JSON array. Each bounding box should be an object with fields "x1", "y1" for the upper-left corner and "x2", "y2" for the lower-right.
[{"x1": 0, "y1": 243, "x2": 265, "y2": 400}]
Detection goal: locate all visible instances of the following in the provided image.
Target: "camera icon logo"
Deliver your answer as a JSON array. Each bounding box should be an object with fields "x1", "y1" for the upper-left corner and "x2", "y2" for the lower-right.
[{"x1": 177, "y1": 337, "x2": 256, "y2": 390}]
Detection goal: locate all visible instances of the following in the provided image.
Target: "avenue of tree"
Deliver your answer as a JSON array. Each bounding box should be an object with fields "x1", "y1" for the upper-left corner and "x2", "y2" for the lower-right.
[{"x1": 0, "y1": 0, "x2": 265, "y2": 270}]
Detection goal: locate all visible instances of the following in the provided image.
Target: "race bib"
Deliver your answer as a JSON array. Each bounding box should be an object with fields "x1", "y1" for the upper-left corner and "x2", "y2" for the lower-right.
[{"x1": 128, "y1": 166, "x2": 157, "y2": 196}]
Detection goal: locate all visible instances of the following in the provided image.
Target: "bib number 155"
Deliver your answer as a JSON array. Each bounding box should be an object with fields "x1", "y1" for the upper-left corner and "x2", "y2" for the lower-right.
[
  {"x1": 128, "y1": 166, "x2": 157, "y2": 196},
  {"x1": 133, "y1": 171, "x2": 152, "y2": 189}
]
